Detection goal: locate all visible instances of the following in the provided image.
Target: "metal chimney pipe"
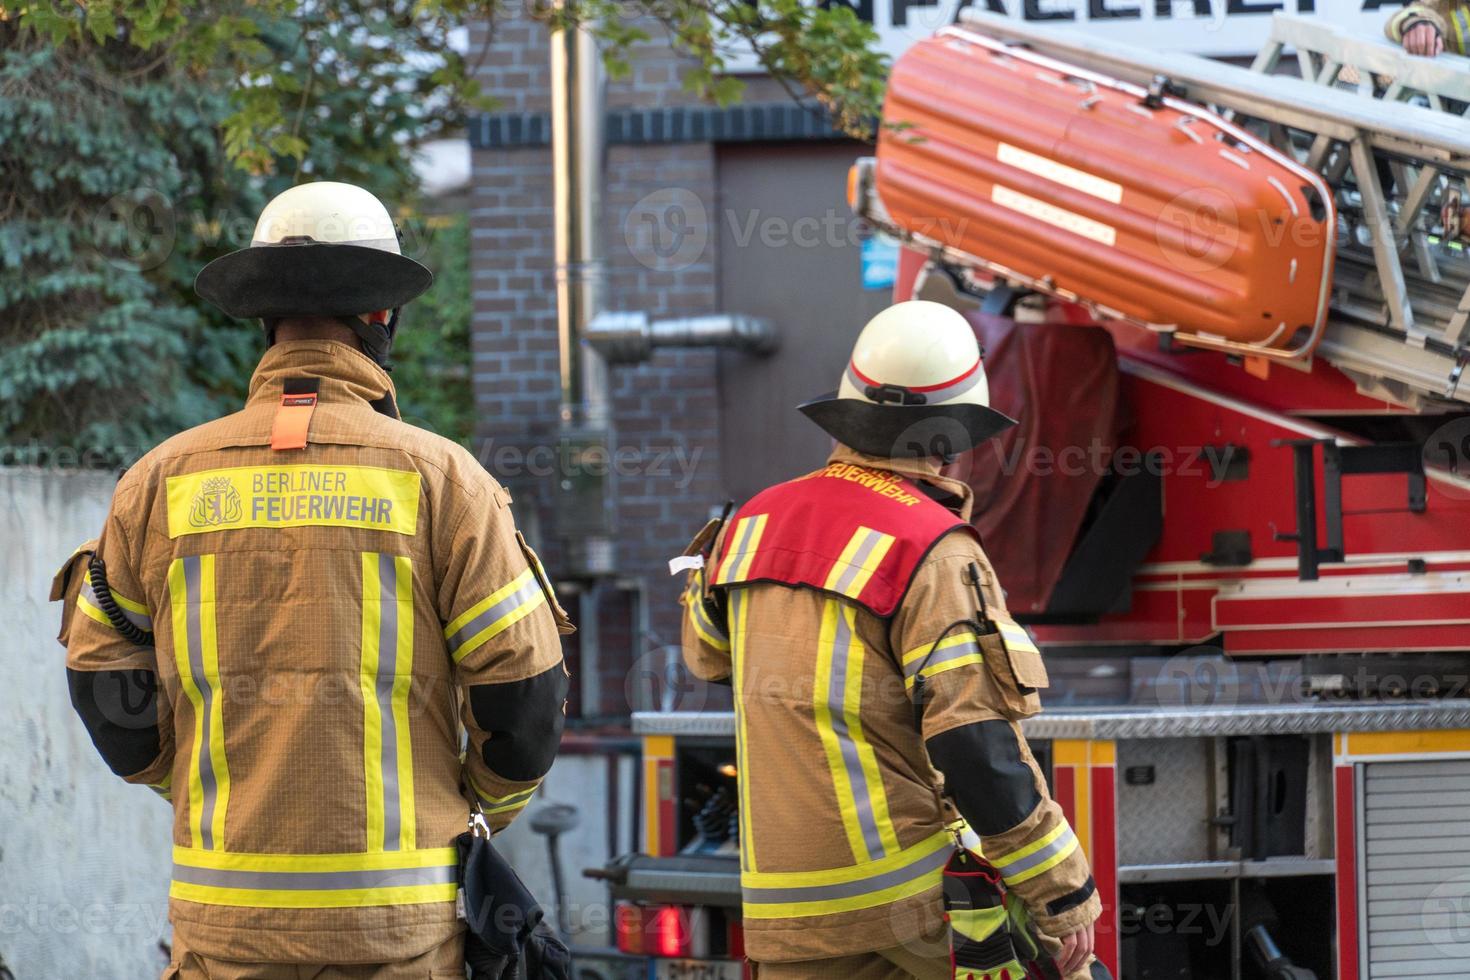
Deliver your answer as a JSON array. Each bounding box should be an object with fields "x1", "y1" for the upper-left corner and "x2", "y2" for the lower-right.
[
  {"x1": 550, "y1": 9, "x2": 609, "y2": 427},
  {"x1": 585, "y1": 312, "x2": 780, "y2": 364}
]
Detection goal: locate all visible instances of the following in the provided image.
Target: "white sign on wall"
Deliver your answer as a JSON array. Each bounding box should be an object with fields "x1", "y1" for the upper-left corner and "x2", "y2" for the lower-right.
[{"x1": 731, "y1": 0, "x2": 1406, "y2": 65}]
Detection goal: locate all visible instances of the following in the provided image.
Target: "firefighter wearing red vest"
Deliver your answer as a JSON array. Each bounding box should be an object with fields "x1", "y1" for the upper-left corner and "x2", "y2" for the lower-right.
[{"x1": 680, "y1": 301, "x2": 1102, "y2": 979}]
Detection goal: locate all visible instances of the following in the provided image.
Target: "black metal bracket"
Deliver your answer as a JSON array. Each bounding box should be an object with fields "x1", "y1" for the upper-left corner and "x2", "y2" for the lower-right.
[{"x1": 1273, "y1": 439, "x2": 1426, "y2": 581}]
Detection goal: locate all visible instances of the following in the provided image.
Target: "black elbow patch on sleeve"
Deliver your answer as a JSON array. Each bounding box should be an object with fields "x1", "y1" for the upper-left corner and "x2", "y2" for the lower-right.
[
  {"x1": 469, "y1": 663, "x2": 569, "y2": 782},
  {"x1": 926, "y1": 719, "x2": 1042, "y2": 836},
  {"x1": 67, "y1": 668, "x2": 161, "y2": 778}
]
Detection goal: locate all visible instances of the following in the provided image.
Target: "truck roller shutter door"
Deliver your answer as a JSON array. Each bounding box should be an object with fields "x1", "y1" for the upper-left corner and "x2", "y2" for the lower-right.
[{"x1": 1362, "y1": 759, "x2": 1470, "y2": 978}]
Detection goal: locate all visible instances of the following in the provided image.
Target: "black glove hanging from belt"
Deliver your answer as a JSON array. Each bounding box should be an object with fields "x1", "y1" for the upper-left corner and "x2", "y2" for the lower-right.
[{"x1": 457, "y1": 809, "x2": 572, "y2": 980}]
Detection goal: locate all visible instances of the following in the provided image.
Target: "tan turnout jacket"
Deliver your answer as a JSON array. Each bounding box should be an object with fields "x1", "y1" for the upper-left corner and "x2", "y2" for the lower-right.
[
  {"x1": 62, "y1": 341, "x2": 568, "y2": 963},
  {"x1": 681, "y1": 447, "x2": 1099, "y2": 964}
]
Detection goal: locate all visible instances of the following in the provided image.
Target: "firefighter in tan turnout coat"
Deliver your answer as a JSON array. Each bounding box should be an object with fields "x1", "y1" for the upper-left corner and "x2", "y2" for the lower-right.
[
  {"x1": 680, "y1": 302, "x2": 1103, "y2": 979},
  {"x1": 1386, "y1": 0, "x2": 1470, "y2": 55},
  {"x1": 59, "y1": 182, "x2": 571, "y2": 978}
]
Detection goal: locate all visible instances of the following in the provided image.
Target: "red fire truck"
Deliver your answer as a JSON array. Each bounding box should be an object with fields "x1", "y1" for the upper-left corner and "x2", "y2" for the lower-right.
[{"x1": 598, "y1": 14, "x2": 1470, "y2": 980}]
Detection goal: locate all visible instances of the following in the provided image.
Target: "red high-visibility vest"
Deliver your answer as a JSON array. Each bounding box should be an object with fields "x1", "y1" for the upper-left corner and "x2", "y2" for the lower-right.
[{"x1": 710, "y1": 461, "x2": 975, "y2": 617}]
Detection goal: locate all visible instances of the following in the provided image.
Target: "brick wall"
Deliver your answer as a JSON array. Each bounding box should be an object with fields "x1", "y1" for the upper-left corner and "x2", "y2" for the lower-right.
[{"x1": 468, "y1": 12, "x2": 726, "y2": 719}]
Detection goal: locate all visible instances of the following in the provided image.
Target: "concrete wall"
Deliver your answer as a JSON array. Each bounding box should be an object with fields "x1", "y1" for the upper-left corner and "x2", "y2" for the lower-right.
[
  {"x1": 492, "y1": 752, "x2": 639, "y2": 948},
  {"x1": 1, "y1": 467, "x2": 173, "y2": 979}
]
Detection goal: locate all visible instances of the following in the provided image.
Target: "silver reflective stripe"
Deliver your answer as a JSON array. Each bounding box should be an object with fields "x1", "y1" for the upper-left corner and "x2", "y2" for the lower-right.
[
  {"x1": 995, "y1": 825, "x2": 1078, "y2": 881},
  {"x1": 172, "y1": 863, "x2": 455, "y2": 891},
  {"x1": 828, "y1": 608, "x2": 887, "y2": 860},
  {"x1": 729, "y1": 588, "x2": 755, "y2": 872},
  {"x1": 82, "y1": 575, "x2": 152, "y2": 630},
  {"x1": 376, "y1": 553, "x2": 403, "y2": 850},
  {"x1": 445, "y1": 576, "x2": 542, "y2": 656},
  {"x1": 903, "y1": 638, "x2": 981, "y2": 679},
  {"x1": 720, "y1": 516, "x2": 761, "y2": 582},
  {"x1": 844, "y1": 359, "x2": 984, "y2": 405},
  {"x1": 184, "y1": 556, "x2": 221, "y2": 851},
  {"x1": 742, "y1": 842, "x2": 950, "y2": 905},
  {"x1": 830, "y1": 529, "x2": 883, "y2": 597},
  {"x1": 690, "y1": 589, "x2": 725, "y2": 638}
]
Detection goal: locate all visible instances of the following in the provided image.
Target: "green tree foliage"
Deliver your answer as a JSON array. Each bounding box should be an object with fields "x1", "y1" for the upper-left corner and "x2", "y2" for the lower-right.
[
  {"x1": 0, "y1": 29, "x2": 261, "y2": 465},
  {"x1": 4, "y1": 1, "x2": 885, "y2": 461},
  {"x1": 0, "y1": 7, "x2": 474, "y2": 461},
  {"x1": 393, "y1": 213, "x2": 475, "y2": 446},
  {"x1": 20, "y1": 0, "x2": 888, "y2": 154}
]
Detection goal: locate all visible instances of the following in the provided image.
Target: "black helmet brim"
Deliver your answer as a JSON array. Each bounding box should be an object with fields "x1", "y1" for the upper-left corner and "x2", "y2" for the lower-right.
[
  {"x1": 797, "y1": 392, "x2": 1017, "y2": 459},
  {"x1": 194, "y1": 242, "x2": 432, "y2": 319}
]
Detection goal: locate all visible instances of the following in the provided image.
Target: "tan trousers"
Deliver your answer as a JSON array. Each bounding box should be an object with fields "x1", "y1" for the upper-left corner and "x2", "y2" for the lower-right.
[
  {"x1": 164, "y1": 931, "x2": 465, "y2": 979},
  {"x1": 752, "y1": 935, "x2": 1098, "y2": 980},
  {"x1": 752, "y1": 944, "x2": 952, "y2": 980}
]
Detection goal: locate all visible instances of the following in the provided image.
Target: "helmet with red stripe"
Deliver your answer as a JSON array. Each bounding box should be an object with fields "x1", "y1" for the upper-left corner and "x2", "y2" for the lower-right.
[{"x1": 799, "y1": 301, "x2": 1015, "y2": 459}]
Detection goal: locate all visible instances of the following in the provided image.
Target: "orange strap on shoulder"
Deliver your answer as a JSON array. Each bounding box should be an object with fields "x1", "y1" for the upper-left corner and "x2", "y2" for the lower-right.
[{"x1": 270, "y1": 378, "x2": 320, "y2": 451}]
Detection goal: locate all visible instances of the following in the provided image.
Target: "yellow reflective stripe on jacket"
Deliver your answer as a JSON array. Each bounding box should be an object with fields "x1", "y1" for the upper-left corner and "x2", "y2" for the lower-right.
[
  {"x1": 78, "y1": 569, "x2": 153, "y2": 632},
  {"x1": 822, "y1": 526, "x2": 895, "y2": 600},
  {"x1": 150, "y1": 772, "x2": 173, "y2": 802},
  {"x1": 997, "y1": 619, "x2": 1038, "y2": 656},
  {"x1": 814, "y1": 599, "x2": 901, "y2": 864},
  {"x1": 730, "y1": 588, "x2": 757, "y2": 872},
  {"x1": 714, "y1": 514, "x2": 768, "y2": 584},
  {"x1": 444, "y1": 567, "x2": 547, "y2": 663},
  {"x1": 361, "y1": 552, "x2": 416, "y2": 852},
  {"x1": 900, "y1": 632, "x2": 983, "y2": 690},
  {"x1": 169, "y1": 555, "x2": 230, "y2": 851},
  {"x1": 741, "y1": 830, "x2": 951, "y2": 919},
  {"x1": 467, "y1": 771, "x2": 539, "y2": 815},
  {"x1": 170, "y1": 846, "x2": 457, "y2": 909},
  {"x1": 1454, "y1": 8, "x2": 1469, "y2": 53},
  {"x1": 683, "y1": 576, "x2": 730, "y2": 651},
  {"x1": 992, "y1": 822, "x2": 1079, "y2": 886}
]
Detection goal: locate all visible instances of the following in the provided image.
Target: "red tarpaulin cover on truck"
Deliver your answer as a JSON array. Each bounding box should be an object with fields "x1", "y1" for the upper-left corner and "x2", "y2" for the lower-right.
[{"x1": 948, "y1": 312, "x2": 1128, "y2": 615}]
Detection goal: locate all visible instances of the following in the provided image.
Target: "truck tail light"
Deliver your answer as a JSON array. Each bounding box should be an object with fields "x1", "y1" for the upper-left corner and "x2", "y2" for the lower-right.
[{"x1": 616, "y1": 904, "x2": 693, "y2": 958}]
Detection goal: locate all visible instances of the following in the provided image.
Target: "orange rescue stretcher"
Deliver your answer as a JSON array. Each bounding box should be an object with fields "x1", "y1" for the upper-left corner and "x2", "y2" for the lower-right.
[{"x1": 874, "y1": 28, "x2": 1337, "y2": 361}]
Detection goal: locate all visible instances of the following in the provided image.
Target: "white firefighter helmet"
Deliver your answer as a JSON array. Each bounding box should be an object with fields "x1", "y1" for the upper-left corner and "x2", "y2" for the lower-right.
[
  {"x1": 798, "y1": 300, "x2": 1015, "y2": 458},
  {"x1": 194, "y1": 181, "x2": 432, "y2": 362}
]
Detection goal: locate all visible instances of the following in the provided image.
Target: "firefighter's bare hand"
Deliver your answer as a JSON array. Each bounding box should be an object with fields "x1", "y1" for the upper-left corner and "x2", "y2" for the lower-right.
[
  {"x1": 1403, "y1": 22, "x2": 1444, "y2": 56},
  {"x1": 1055, "y1": 921, "x2": 1095, "y2": 976}
]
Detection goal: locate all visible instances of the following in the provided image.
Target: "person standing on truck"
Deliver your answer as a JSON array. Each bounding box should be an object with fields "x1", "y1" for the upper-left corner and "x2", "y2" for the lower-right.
[
  {"x1": 678, "y1": 300, "x2": 1103, "y2": 979},
  {"x1": 1386, "y1": 0, "x2": 1469, "y2": 56},
  {"x1": 56, "y1": 181, "x2": 572, "y2": 979}
]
